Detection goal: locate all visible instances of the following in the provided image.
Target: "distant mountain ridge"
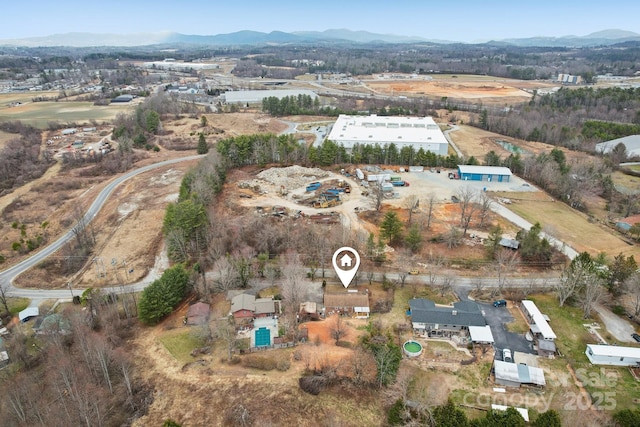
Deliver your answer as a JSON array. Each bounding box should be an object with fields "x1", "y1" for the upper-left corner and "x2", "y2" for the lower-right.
[{"x1": 1, "y1": 28, "x2": 639, "y2": 48}]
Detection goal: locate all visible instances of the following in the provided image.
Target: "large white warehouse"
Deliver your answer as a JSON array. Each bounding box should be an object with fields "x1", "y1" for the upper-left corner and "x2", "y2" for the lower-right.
[{"x1": 326, "y1": 115, "x2": 449, "y2": 155}]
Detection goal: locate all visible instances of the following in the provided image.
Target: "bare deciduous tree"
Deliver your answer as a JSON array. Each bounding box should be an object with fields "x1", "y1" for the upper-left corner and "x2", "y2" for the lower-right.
[
  {"x1": 439, "y1": 272, "x2": 457, "y2": 298},
  {"x1": 330, "y1": 315, "x2": 347, "y2": 344},
  {"x1": 425, "y1": 192, "x2": 437, "y2": 229},
  {"x1": 477, "y1": 192, "x2": 493, "y2": 228},
  {"x1": 404, "y1": 195, "x2": 420, "y2": 225}
]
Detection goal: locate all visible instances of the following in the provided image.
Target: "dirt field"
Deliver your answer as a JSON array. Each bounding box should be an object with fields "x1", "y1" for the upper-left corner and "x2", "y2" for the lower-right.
[{"x1": 362, "y1": 75, "x2": 555, "y2": 106}]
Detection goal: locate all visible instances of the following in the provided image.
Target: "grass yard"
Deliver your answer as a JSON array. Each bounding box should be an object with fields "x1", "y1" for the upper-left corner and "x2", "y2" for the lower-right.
[
  {"x1": 532, "y1": 294, "x2": 640, "y2": 411},
  {"x1": 158, "y1": 328, "x2": 207, "y2": 365},
  {"x1": 612, "y1": 170, "x2": 640, "y2": 194},
  {"x1": 495, "y1": 191, "x2": 640, "y2": 258},
  {"x1": 0, "y1": 100, "x2": 133, "y2": 128},
  {"x1": 7, "y1": 297, "x2": 30, "y2": 315}
]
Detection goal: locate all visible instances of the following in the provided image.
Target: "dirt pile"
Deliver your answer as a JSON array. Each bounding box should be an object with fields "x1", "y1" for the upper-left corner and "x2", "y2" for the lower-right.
[{"x1": 239, "y1": 165, "x2": 331, "y2": 192}]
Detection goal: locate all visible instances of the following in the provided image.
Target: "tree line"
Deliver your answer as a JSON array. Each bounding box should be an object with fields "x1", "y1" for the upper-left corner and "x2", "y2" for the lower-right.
[{"x1": 479, "y1": 87, "x2": 640, "y2": 151}]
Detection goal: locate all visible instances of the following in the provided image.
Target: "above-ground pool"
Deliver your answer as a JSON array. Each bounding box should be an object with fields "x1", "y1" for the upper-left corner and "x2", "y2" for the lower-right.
[{"x1": 403, "y1": 340, "x2": 423, "y2": 357}]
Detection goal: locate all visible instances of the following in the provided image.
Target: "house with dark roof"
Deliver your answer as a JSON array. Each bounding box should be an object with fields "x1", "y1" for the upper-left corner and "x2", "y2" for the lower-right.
[
  {"x1": 324, "y1": 291, "x2": 370, "y2": 318},
  {"x1": 409, "y1": 298, "x2": 486, "y2": 337}
]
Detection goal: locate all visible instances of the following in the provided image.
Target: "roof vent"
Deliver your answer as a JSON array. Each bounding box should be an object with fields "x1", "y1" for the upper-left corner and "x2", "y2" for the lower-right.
[{"x1": 452, "y1": 310, "x2": 457, "y2": 316}]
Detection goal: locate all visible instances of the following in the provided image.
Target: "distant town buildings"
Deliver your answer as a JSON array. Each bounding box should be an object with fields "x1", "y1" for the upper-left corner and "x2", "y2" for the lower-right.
[{"x1": 557, "y1": 73, "x2": 582, "y2": 85}]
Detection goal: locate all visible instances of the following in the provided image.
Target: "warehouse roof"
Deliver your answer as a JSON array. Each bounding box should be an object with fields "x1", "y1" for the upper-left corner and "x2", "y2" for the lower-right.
[
  {"x1": 457, "y1": 165, "x2": 513, "y2": 176},
  {"x1": 596, "y1": 135, "x2": 640, "y2": 157},
  {"x1": 327, "y1": 114, "x2": 448, "y2": 145}
]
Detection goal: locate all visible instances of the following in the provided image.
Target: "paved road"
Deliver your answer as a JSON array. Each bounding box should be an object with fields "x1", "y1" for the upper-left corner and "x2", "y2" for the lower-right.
[{"x1": 0, "y1": 155, "x2": 204, "y2": 298}]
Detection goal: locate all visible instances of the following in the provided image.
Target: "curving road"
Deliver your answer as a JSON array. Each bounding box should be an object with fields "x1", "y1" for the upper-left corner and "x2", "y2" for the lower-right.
[{"x1": 0, "y1": 155, "x2": 204, "y2": 298}]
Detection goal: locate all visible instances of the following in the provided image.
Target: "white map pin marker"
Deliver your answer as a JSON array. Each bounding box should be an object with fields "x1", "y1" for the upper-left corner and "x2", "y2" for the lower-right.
[{"x1": 332, "y1": 246, "x2": 360, "y2": 288}]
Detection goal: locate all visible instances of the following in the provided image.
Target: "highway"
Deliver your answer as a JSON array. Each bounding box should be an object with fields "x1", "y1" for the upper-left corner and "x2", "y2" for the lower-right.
[{"x1": 0, "y1": 155, "x2": 204, "y2": 299}]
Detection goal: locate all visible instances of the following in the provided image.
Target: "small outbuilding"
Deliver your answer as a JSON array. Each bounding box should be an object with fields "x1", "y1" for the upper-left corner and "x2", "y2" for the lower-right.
[
  {"x1": 494, "y1": 360, "x2": 546, "y2": 388},
  {"x1": 457, "y1": 165, "x2": 512, "y2": 182},
  {"x1": 469, "y1": 325, "x2": 495, "y2": 344},
  {"x1": 19, "y1": 307, "x2": 39, "y2": 322},
  {"x1": 186, "y1": 302, "x2": 211, "y2": 326},
  {"x1": 585, "y1": 344, "x2": 640, "y2": 366}
]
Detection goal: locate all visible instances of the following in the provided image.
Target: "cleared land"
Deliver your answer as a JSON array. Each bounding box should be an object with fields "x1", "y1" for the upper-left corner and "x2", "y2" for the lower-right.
[
  {"x1": 493, "y1": 190, "x2": 640, "y2": 258},
  {"x1": 0, "y1": 100, "x2": 134, "y2": 128}
]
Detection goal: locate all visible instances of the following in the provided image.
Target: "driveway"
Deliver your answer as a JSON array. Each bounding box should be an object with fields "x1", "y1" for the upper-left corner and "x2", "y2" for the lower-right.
[
  {"x1": 594, "y1": 304, "x2": 636, "y2": 343},
  {"x1": 457, "y1": 286, "x2": 535, "y2": 355}
]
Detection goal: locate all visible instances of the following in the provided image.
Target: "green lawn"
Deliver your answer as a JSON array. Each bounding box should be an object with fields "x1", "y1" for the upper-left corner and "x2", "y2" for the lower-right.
[
  {"x1": 7, "y1": 297, "x2": 30, "y2": 315},
  {"x1": 158, "y1": 328, "x2": 207, "y2": 365}
]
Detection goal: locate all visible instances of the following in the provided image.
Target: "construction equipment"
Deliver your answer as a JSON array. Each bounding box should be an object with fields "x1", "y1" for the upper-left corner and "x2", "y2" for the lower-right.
[{"x1": 313, "y1": 199, "x2": 338, "y2": 209}]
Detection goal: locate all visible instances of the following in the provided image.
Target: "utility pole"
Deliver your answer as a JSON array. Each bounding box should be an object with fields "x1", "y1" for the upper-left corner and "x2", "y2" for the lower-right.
[{"x1": 67, "y1": 281, "x2": 74, "y2": 299}]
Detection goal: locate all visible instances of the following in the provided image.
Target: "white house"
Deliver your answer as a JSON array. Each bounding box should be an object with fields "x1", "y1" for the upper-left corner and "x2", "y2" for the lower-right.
[{"x1": 585, "y1": 344, "x2": 640, "y2": 367}]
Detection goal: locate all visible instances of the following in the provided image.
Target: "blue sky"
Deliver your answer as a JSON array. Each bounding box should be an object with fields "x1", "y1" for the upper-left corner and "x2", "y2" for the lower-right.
[{"x1": 2, "y1": 0, "x2": 640, "y2": 42}]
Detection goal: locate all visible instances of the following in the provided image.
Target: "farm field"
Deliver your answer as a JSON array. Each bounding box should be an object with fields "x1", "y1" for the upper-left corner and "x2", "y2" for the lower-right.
[{"x1": 0, "y1": 100, "x2": 134, "y2": 127}]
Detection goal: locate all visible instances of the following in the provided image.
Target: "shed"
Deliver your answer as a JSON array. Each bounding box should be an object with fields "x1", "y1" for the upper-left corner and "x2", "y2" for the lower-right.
[
  {"x1": 537, "y1": 339, "x2": 556, "y2": 357},
  {"x1": 186, "y1": 302, "x2": 211, "y2": 326},
  {"x1": 457, "y1": 165, "x2": 512, "y2": 182},
  {"x1": 19, "y1": 306, "x2": 39, "y2": 322},
  {"x1": 469, "y1": 325, "x2": 494, "y2": 344},
  {"x1": 494, "y1": 360, "x2": 546, "y2": 387},
  {"x1": 585, "y1": 344, "x2": 640, "y2": 366},
  {"x1": 499, "y1": 238, "x2": 520, "y2": 250}
]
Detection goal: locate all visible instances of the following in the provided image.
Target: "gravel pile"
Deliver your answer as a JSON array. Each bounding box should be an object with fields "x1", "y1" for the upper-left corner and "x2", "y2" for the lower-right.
[{"x1": 254, "y1": 166, "x2": 330, "y2": 190}]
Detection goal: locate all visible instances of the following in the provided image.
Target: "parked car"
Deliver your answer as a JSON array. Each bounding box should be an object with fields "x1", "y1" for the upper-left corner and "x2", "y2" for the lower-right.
[
  {"x1": 493, "y1": 299, "x2": 507, "y2": 307},
  {"x1": 408, "y1": 269, "x2": 419, "y2": 275},
  {"x1": 503, "y1": 348, "x2": 513, "y2": 363},
  {"x1": 632, "y1": 333, "x2": 640, "y2": 343}
]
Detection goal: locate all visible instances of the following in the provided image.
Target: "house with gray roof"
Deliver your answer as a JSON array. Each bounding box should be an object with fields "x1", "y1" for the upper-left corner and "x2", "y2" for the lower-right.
[{"x1": 409, "y1": 298, "x2": 486, "y2": 337}]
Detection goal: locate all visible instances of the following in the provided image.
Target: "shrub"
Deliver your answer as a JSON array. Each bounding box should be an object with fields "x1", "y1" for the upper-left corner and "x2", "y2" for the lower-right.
[
  {"x1": 276, "y1": 358, "x2": 291, "y2": 371},
  {"x1": 242, "y1": 355, "x2": 277, "y2": 371},
  {"x1": 299, "y1": 375, "x2": 326, "y2": 395},
  {"x1": 336, "y1": 340, "x2": 353, "y2": 348}
]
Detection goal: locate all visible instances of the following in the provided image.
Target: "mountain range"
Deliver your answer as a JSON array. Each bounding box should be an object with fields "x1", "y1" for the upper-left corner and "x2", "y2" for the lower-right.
[{"x1": 1, "y1": 28, "x2": 639, "y2": 48}]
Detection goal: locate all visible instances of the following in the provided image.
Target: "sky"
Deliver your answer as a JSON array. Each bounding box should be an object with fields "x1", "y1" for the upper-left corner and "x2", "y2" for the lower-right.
[{"x1": 2, "y1": 0, "x2": 640, "y2": 42}]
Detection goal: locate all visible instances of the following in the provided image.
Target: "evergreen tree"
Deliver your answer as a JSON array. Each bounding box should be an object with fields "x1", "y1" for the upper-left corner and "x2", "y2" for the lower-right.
[
  {"x1": 197, "y1": 133, "x2": 209, "y2": 154},
  {"x1": 380, "y1": 211, "x2": 404, "y2": 245}
]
